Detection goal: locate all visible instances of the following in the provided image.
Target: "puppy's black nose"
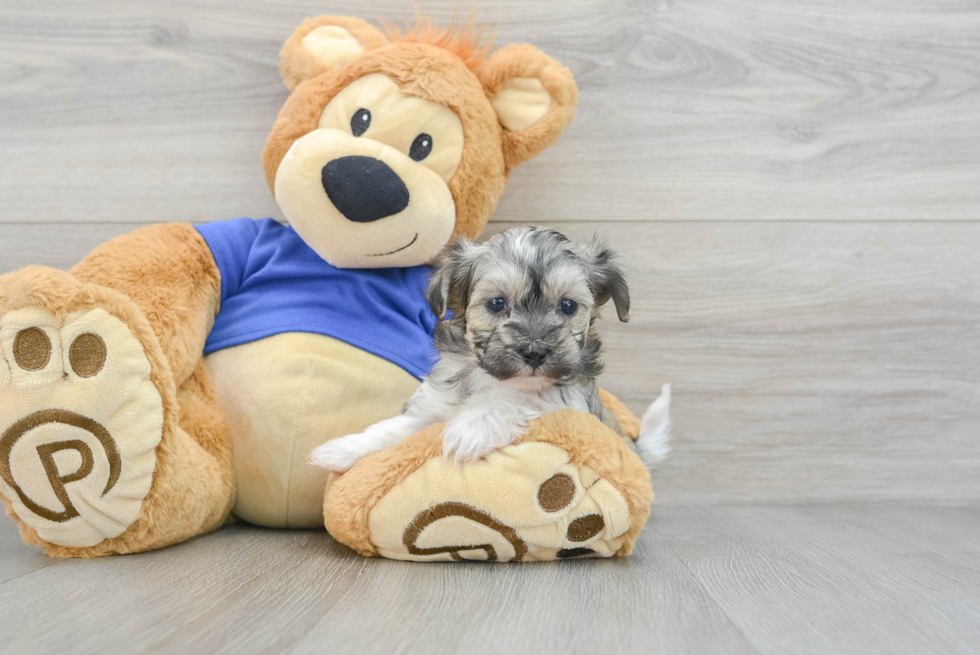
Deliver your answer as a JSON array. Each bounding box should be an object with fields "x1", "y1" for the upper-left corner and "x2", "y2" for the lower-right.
[
  {"x1": 321, "y1": 156, "x2": 410, "y2": 223},
  {"x1": 520, "y1": 345, "x2": 551, "y2": 368}
]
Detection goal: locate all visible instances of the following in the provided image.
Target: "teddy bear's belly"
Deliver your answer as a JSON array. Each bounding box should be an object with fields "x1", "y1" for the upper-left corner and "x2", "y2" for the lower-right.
[{"x1": 204, "y1": 332, "x2": 420, "y2": 528}]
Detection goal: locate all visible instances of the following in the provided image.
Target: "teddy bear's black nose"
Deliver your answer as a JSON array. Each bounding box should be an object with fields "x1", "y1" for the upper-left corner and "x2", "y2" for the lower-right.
[{"x1": 321, "y1": 156, "x2": 410, "y2": 223}]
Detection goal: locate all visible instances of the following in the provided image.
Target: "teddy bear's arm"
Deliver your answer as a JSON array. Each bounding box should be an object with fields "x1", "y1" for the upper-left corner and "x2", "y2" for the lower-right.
[{"x1": 69, "y1": 223, "x2": 221, "y2": 386}]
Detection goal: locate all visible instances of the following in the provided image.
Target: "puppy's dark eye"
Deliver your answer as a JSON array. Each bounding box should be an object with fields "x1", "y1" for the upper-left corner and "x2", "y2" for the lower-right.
[
  {"x1": 559, "y1": 299, "x2": 578, "y2": 316},
  {"x1": 487, "y1": 297, "x2": 507, "y2": 313},
  {"x1": 410, "y1": 133, "x2": 433, "y2": 161},
  {"x1": 351, "y1": 109, "x2": 371, "y2": 137}
]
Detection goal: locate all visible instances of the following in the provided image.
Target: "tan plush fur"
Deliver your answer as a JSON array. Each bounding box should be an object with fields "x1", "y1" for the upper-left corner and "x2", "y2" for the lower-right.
[
  {"x1": 0, "y1": 227, "x2": 234, "y2": 557},
  {"x1": 476, "y1": 44, "x2": 578, "y2": 172},
  {"x1": 324, "y1": 396, "x2": 651, "y2": 559},
  {"x1": 541, "y1": 410, "x2": 653, "y2": 557},
  {"x1": 70, "y1": 223, "x2": 222, "y2": 387},
  {"x1": 380, "y1": 13, "x2": 493, "y2": 71},
  {"x1": 279, "y1": 16, "x2": 389, "y2": 91},
  {"x1": 0, "y1": 17, "x2": 653, "y2": 561},
  {"x1": 264, "y1": 42, "x2": 508, "y2": 245},
  {"x1": 263, "y1": 18, "x2": 578, "y2": 246}
]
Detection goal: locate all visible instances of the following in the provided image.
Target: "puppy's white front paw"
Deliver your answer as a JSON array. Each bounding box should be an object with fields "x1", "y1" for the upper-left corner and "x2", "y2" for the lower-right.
[
  {"x1": 441, "y1": 419, "x2": 491, "y2": 463},
  {"x1": 442, "y1": 408, "x2": 530, "y2": 464},
  {"x1": 309, "y1": 437, "x2": 367, "y2": 473}
]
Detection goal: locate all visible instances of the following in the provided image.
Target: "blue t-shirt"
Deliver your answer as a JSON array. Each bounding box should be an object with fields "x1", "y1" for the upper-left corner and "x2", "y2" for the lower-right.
[{"x1": 195, "y1": 218, "x2": 438, "y2": 380}]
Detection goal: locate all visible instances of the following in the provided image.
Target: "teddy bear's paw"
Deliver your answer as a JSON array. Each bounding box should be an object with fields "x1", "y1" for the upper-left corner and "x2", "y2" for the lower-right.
[
  {"x1": 0, "y1": 307, "x2": 163, "y2": 547},
  {"x1": 363, "y1": 442, "x2": 633, "y2": 562}
]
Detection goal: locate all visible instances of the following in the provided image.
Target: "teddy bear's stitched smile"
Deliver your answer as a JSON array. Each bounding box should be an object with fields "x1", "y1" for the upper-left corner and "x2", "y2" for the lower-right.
[{"x1": 368, "y1": 233, "x2": 418, "y2": 257}]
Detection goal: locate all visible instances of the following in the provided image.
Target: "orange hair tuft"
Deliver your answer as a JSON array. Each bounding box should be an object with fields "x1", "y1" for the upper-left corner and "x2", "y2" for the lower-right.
[{"x1": 382, "y1": 8, "x2": 495, "y2": 70}]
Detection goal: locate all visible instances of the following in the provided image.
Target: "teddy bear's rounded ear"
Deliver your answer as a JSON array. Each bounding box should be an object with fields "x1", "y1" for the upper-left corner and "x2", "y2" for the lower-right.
[
  {"x1": 279, "y1": 16, "x2": 389, "y2": 90},
  {"x1": 477, "y1": 44, "x2": 578, "y2": 171}
]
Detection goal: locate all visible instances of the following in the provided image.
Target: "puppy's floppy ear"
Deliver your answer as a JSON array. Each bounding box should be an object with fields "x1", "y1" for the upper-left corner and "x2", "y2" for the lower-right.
[
  {"x1": 279, "y1": 16, "x2": 389, "y2": 90},
  {"x1": 583, "y1": 238, "x2": 630, "y2": 323},
  {"x1": 477, "y1": 44, "x2": 578, "y2": 172},
  {"x1": 428, "y1": 238, "x2": 483, "y2": 321}
]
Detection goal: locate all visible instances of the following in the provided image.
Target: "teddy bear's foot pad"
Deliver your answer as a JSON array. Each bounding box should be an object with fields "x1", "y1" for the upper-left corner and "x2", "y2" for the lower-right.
[
  {"x1": 0, "y1": 308, "x2": 163, "y2": 547},
  {"x1": 367, "y1": 442, "x2": 632, "y2": 562}
]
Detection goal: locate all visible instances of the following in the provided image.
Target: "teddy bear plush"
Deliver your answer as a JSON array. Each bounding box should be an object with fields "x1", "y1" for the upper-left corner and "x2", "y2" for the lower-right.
[{"x1": 0, "y1": 15, "x2": 654, "y2": 561}]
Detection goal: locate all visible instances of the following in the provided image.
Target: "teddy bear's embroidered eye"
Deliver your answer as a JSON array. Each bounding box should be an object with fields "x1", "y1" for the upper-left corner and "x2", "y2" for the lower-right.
[
  {"x1": 351, "y1": 109, "x2": 371, "y2": 137},
  {"x1": 409, "y1": 133, "x2": 433, "y2": 161}
]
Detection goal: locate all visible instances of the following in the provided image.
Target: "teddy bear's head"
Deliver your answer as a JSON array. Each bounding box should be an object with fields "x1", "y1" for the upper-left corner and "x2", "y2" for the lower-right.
[{"x1": 261, "y1": 16, "x2": 578, "y2": 269}]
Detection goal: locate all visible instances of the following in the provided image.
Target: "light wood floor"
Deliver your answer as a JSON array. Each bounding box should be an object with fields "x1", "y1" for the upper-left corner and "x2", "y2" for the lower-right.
[
  {"x1": 1, "y1": 1, "x2": 978, "y2": 653},
  {"x1": 3, "y1": 505, "x2": 980, "y2": 654}
]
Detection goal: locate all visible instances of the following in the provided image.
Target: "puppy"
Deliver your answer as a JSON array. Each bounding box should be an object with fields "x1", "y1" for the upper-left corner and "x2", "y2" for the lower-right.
[{"x1": 310, "y1": 226, "x2": 671, "y2": 472}]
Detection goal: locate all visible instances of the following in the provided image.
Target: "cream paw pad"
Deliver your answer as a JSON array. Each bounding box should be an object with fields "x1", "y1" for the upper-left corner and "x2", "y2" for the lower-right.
[
  {"x1": 0, "y1": 307, "x2": 163, "y2": 547},
  {"x1": 324, "y1": 409, "x2": 654, "y2": 562}
]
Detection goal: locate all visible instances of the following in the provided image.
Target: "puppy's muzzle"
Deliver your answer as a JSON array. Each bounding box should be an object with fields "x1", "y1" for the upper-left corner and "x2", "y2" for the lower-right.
[{"x1": 321, "y1": 156, "x2": 410, "y2": 223}]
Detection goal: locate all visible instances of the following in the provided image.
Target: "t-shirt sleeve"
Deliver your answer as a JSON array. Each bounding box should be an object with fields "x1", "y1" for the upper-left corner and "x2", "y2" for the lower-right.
[{"x1": 194, "y1": 218, "x2": 261, "y2": 303}]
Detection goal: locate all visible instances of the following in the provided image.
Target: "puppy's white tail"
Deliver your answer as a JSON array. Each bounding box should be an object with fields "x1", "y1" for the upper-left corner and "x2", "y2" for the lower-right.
[{"x1": 636, "y1": 384, "x2": 671, "y2": 468}]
